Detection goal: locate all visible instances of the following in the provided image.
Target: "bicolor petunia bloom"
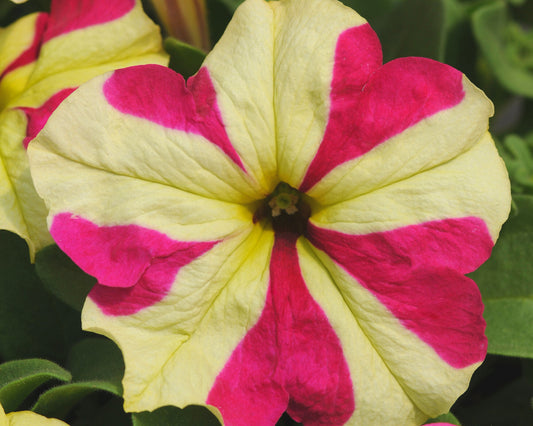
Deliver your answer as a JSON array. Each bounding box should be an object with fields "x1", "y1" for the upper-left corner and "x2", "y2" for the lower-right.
[
  {"x1": 0, "y1": 403, "x2": 68, "y2": 426},
  {"x1": 0, "y1": 0, "x2": 167, "y2": 259},
  {"x1": 28, "y1": 0, "x2": 511, "y2": 424}
]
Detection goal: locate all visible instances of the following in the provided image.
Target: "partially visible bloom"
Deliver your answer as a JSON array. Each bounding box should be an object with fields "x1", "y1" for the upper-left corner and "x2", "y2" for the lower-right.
[
  {"x1": 0, "y1": 0, "x2": 167, "y2": 259},
  {"x1": 0, "y1": 402, "x2": 68, "y2": 426},
  {"x1": 149, "y1": 0, "x2": 210, "y2": 51},
  {"x1": 29, "y1": 0, "x2": 511, "y2": 424}
]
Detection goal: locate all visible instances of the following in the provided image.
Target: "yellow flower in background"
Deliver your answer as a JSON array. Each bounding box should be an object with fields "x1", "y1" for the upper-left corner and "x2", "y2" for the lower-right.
[
  {"x1": 0, "y1": 0, "x2": 167, "y2": 260},
  {"x1": 0, "y1": 403, "x2": 68, "y2": 426},
  {"x1": 149, "y1": 0, "x2": 210, "y2": 51}
]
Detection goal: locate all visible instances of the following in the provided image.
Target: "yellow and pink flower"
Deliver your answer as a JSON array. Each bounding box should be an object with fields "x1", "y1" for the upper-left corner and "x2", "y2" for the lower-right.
[
  {"x1": 0, "y1": 0, "x2": 167, "y2": 259},
  {"x1": 28, "y1": 0, "x2": 510, "y2": 424}
]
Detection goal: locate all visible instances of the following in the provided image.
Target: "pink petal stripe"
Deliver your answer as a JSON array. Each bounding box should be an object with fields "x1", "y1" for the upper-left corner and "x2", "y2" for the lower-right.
[
  {"x1": 307, "y1": 217, "x2": 492, "y2": 368},
  {"x1": 50, "y1": 213, "x2": 218, "y2": 315},
  {"x1": 0, "y1": 13, "x2": 48, "y2": 82},
  {"x1": 207, "y1": 232, "x2": 354, "y2": 426},
  {"x1": 299, "y1": 28, "x2": 465, "y2": 192},
  {"x1": 42, "y1": 0, "x2": 135, "y2": 43},
  {"x1": 19, "y1": 88, "x2": 75, "y2": 149},
  {"x1": 103, "y1": 64, "x2": 246, "y2": 171},
  {"x1": 426, "y1": 424, "x2": 456, "y2": 426}
]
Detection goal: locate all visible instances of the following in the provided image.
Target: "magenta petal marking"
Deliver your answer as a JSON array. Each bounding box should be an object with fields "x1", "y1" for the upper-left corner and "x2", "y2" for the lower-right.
[
  {"x1": 19, "y1": 88, "x2": 75, "y2": 149},
  {"x1": 0, "y1": 13, "x2": 47, "y2": 83},
  {"x1": 103, "y1": 64, "x2": 246, "y2": 171},
  {"x1": 207, "y1": 232, "x2": 354, "y2": 426},
  {"x1": 299, "y1": 28, "x2": 465, "y2": 191},
  {"x1": 307, "y1": 217, "x2": 492, "y2": 368},
  {"x1": 43, "y1": 0, "x2": 135, "y2": 43},
  {"x1": 50, "y1": 213, "x2": 218, "y2": 316}
]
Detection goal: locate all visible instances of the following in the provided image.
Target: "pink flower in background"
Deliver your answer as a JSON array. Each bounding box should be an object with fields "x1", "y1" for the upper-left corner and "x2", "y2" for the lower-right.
[{"x1": 29, "y1": 0, "x2": 510, "y2": 424}]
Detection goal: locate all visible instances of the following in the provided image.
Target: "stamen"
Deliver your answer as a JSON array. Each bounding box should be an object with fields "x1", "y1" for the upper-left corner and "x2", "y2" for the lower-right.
[
  {"x1": 268, "y1": 192, "x2": 299, "y2": 217},
  {"x1": 254, "y1": 182, "x2": 311, "y2": 235}
]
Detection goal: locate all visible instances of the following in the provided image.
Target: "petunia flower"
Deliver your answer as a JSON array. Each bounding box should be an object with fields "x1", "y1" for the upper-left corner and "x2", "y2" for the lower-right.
[
  {"x1": 0, "y1": 402, "x2": 68, "y2": 426},
  {"x1": 0, "y1": 0, "x2": 168, "y2": 259},
  {"x1": 28, "y1": 0, "x2": 511, "y2": 424}
]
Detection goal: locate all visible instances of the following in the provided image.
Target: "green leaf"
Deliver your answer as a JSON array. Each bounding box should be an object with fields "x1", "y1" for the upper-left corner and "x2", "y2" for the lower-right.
[
  {"x1": 0, "y1": 231, "x2": 84, "y2": 363},
  {"x1": 497, "y1": 134, "x2": 533, "y2": 192},
  {"x1": 275, "y1": 412, "x2": 302, "y2": 425},
  {"x1": 483, "y1": 298, "x2": 533, "y2": 357},
  {"x1": 376, "y1": 0, "x2": 447, "y2": 62},
  {"x1": 214, "y1": 0, "x2": 244, "y2": 12},
  {"x1": 30, "y1": 337, "x2": 125, "y2": 419},
  {"x1": 132, "y1": 405, "x2": 221, "y2": 426},
  {"x1": 164, "y1": 37, "x2": 207, "y2": 79},
  {"x1": 35, "y1": 244, "x2": 95, "y2": 312},
  {"x1": 425, "y1": 411, "x2": 461, "y2": 424},
  {"x1": 0, "y1": 0, "x2": 51, "y2": 27},
  {"x1": 0, "y1": 359, "x2": 71, "y2": 413},
  {"x1": 206, "y1": 0, "x2": 235, "y2": 46},
  {"x1": 66, "y1": 337, "x2": 124, "y2": 396},
  {"x1": 472, "y1": 1, "x2": 533, "y2": 97},
  {"x1": 339, "y1": 0, "x2": 401, "y2": 26},
  {"x1": 455, "y1": 376, "x2": 533, "y2": 425},
  {"x1": 70, "y1": 393, "x2": 130, "y2": 426},
  {"x1": 0, "y1": 1, "x2": 14, "y2": 25},
  {"x1": 469, "y1": 195, "x2": 533, "y2": 358},
  {"x1": 32, "y1": 381, "x2": 116, "y2": 419},
  {"x1": 440, "y1": 0, "x2": 479, "y2": 78}
]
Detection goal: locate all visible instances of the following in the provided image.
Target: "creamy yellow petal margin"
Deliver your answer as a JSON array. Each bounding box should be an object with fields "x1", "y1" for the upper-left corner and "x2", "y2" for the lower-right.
[
  {"x1": 29, "y1": 72, "x2": 261, "y2": 218},
  {"x1": 311, "y1": 133, "x2": 511, "y2": 242},
  {"x1": 298, "y1": 239, "x2": 478, "y2": 425},
  {"x1": 308, "y1": 75, "x2": 494, "y2": 205},
  {"x1": 272, "y1": 0, "x2": 368, "y2": 187},
  {"x1": 201, "y1": 0, "x2": 276, "y2": 194},
  {"x1": 82, "y1": 225, "x2": 273, "y2": 416}
]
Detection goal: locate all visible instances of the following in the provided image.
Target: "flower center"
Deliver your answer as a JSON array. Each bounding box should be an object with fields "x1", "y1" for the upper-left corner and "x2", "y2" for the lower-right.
[{"x1": 254, "y1": 182, "x2": 311, "y2": 235}]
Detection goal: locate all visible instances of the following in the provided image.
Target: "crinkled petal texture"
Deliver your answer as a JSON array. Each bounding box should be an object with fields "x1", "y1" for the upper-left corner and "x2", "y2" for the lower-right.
[
  {"x1": 0, "y1": 0, "x2": 167, "y2": 259},
  {"x1": 28, "y1": 0, "x2": 511, "y2": 424}
]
